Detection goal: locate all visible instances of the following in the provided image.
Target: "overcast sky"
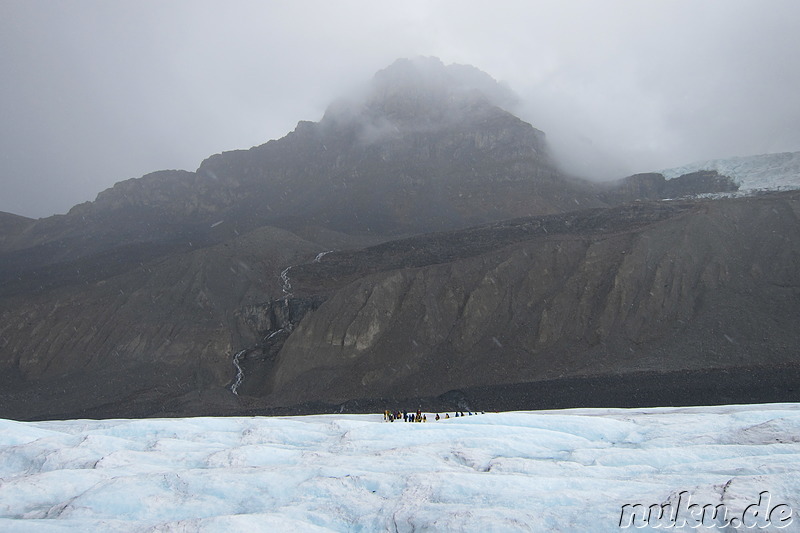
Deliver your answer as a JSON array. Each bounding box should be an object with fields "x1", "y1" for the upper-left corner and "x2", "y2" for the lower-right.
[{"x1": 2, "y1": 0, "x2": 799, "y2": 218}]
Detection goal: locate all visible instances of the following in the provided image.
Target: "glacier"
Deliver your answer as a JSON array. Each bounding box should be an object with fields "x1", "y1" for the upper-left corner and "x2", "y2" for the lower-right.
[
  {"x1": 661, "y1": 151, "x2": 800, "y2": 193},
  {"x1": 1, "y1": 404, "x2": 799, "y2": 532}
]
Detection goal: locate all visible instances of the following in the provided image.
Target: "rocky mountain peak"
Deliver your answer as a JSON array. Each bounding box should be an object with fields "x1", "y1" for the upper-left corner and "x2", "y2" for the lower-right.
[
  {"x1": 4, "y1": 58, "x2": 583, "y2": 262},
  {"x1": 321, "y1": 57, "x2": 520, "y2": 134}
]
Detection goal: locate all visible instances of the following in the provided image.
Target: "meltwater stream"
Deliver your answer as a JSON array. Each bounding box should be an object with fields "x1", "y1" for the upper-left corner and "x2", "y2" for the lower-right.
[{"x1": 229, "y1": 250, "x2": 334, "y2": 396}]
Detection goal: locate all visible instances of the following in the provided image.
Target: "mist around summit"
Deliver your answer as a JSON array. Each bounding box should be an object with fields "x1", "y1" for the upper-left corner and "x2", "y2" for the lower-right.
[{"x1": 4, "y1": 0, "x2": 800, "y2": 219}]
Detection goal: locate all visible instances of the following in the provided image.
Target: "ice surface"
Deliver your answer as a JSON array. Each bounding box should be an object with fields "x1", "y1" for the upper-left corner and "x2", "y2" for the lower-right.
[
  {"x1": 1, "y1": 404, "x2": 799, "y2": 531},
  {"x1": 660, "y1": 151, "x2": 800, "y2": 193}
]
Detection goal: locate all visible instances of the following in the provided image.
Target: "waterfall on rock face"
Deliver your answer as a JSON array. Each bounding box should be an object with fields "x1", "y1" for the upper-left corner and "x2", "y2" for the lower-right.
[
  {"x1": 265, "y1": 329, "x2": 283, "y2": 341},
  {"x1": 229, "y1": 250, "x2": 332, "y2": 396},
  {"x1": 230, "y1": 349, "x2": 247, "y2": 396},
  {"x1": 280, "y1": 266, "x2": 292, "y2": 301},
  {"x1": 314, "y1": 250, "x2": 334, "y2": 263}
]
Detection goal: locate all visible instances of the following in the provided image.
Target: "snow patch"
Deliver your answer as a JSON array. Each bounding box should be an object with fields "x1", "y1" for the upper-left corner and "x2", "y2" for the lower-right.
[{"x1": 661, "y1": 151, "x2": 800, "y2": 192}]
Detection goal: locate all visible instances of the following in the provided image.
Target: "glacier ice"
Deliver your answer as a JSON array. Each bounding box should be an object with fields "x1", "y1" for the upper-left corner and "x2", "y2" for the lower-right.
[{"x1": 0, "y1": 405, "x2": 799, "y2": 531}]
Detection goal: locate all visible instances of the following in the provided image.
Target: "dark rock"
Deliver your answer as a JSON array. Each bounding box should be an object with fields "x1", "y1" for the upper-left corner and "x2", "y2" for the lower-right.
[
  {"x1": 265, "y1": 192, "x2": 800, "y2": 407},
  {"x1": 0, "y1": 58, "x2": 796, "y2": 421},
  {"x1": 236, "y1": 295, "x2": 327, "y2": 339},
  {"x1": 602, "y1": 170, "x2": 739, "y2": 203}
]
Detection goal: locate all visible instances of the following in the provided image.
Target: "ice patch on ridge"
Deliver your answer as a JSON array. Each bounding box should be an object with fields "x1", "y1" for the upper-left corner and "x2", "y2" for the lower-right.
[{"x1": 660, "y1": 151, "x2": 800, "y2": 192}]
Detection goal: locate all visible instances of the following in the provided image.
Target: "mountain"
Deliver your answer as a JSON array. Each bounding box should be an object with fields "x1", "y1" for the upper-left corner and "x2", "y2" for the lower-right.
[
  {"x1": 191, "y1": 57, "x2": 602, "y2": 235},
  {"x1": 1, "y1": 58, "x2": 799, "y2": 420},
  {"x1": 0, "y1": 58, "x2": 602, "y2": 280},
  {"x1": 0, "y1": 57, "x2": 596, "y2": 419}
]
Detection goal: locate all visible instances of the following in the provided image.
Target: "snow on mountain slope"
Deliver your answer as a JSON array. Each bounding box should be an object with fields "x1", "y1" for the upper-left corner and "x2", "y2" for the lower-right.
[
  {"x1": 661, "y1": 151, "x2": 800, "y2": 192},
  {"x1": 1, "y1": 404, "x2": 799, "y2": 532}
]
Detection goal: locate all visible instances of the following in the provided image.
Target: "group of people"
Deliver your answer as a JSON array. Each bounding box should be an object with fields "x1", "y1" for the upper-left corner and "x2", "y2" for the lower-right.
[{"x1": 383, "y1": 409, "x2": 484, "y2": 422}]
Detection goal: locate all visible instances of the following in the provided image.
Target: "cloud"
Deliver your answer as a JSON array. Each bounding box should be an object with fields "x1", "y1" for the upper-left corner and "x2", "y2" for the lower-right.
[{"x1": 1, "y1": 0, "x2": 799, "y2": 216}]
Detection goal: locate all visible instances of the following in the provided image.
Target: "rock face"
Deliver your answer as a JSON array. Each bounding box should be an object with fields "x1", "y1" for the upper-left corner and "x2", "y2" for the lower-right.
[
  {"x1": 1, "y1": 57, "x2": 798, "y2": 420},
  {"x1": 230, "y1": 295, "x2": 326, "y2": 397},
  {"x1": 264, "y1": 192, "x2": 800, "y2": 406},
  {"x1": 0, "y1": 226, "x2": 325, "y2": 417},
  {"x1": 601, "y1": 170, "x2": 739, "y2": 203},
  {"x1": 192, "y1": 57, "x2": 599, "y2": 235}
]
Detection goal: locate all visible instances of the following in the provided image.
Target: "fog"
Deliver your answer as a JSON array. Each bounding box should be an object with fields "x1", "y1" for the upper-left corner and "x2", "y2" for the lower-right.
[{"x1": 2, "y1": 0, "x2": 799, "y2": 218}]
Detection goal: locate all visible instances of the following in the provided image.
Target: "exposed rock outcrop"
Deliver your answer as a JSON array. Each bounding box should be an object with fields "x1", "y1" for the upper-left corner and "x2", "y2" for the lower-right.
[
  {"x1": 265, "y1": 192, "x2": 800, "y2": 406},
  {"x1": 0, "y1": 226, "x2": 324, "y2": 398},
  {"x1": 601, "y1": 170, "x2": 739, "y2": 204}
]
